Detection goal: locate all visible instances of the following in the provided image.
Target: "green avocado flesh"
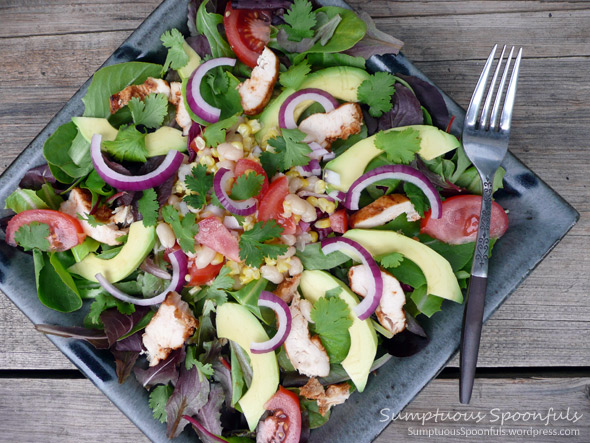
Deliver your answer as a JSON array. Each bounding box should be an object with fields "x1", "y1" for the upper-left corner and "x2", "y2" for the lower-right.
[
  {"x1": 68, "y1": 222, "x2": 156, "y2": 283},
  {"x1": 177, "y1": 41, "x2": 201, "y2": 80},
  {"x1": 299, "y1": 270, "x2": 377, "y2": 392},
  {"x1": 72, "y1": 117, "x2": 118, "y2": 142},
  {"x1": 344, "y1": 229, "x2": 463, "y2": 303},
  {"x1": 324, "y1": 125, "x2": 461, "y2": 191},
  {"x1": 256, "y1": 66, "x2": 371, "y2": 143},
  {"x1": 216, "y1": 303, "x2": 279, "y2": 431}
]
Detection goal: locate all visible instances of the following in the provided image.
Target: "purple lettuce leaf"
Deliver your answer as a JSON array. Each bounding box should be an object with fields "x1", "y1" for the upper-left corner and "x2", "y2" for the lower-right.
[
  {"x1": 395, "y1": 74, "x2": 450, "y2": 130},
  {"x1": 134, "y1": 347, "x2": 186, "y2": 389},
  {"x1": 211, "y1": 359, "x2": 232, "y2": 405},
  {"x1": 114, "y1": 331, "x2": 144, "y2": 352},
  {"x1": 19, "y1": 164, "x2": 57, "y2": 190},
  {"x1": 344, "y1": 10, "x2": 403, "y2": 59},
  {"x1": 378, "y1": 84, "x2": 424, "y2": 130},
  {"x1": 166, "y1": 365, "x2": 211, "y2": 438},
  {"x1": 112, "y1": 350, "x2": 140, "y2": 383},
  {"x1": 194, "y1": 383, "x2": 225, "y2": 443},
  {"x1": 100, "y1": 306, "x2": 149, "y2": 347},
  {"x1": 34, "y1": 324, "x2": 109, "y2": 349}
]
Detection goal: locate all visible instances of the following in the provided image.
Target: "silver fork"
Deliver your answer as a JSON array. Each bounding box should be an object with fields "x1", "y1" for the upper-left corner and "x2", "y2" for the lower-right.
[{"x1": 460, "y1": 44, "x2": 522, "y2": 404}]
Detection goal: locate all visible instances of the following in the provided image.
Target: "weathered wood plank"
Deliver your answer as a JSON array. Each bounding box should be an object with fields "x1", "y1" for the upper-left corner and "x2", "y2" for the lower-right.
[{"x1": 1, "y1": 377, "x2": 588, "y2": 442}]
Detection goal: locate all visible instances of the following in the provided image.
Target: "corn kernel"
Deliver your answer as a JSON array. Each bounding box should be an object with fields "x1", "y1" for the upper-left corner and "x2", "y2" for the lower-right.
[
  {"x1": 237, "y1": 123, "x2": 251, "y2": 138},
  {"x1": 248, "y1": 119, "x2": 261, "y2": 134},
  {"x1": 307, "y1": 196, "x2": 319, "y2": 207},
  {"x1": 239, "y1": 266, "x2": 261, "y2": 285},
  {"x1": 211, "y1": 253, "x2": 224, "y2": 265},
  {"x1": 242, "y1": 215, "x2": 255, "y2": 231},
  {"x1": 226, "y1": 260, "x2": 241, "y2": 276},
  {"x1": 310, "y1": 231, "x2": 319, "y2": 242},
  {"x1": 231, "y1": 141, "x2": 244, "y2": 151},
  {"x1": 276, "y1": 258, "x2": 291, "y2": 273},
  {"x1": 261, "y1": 128, "x2": 280, "y2": 148},
  {"x1": 265, "y1": 257, "x2": 277, "y2": 266},
  {"x1": 314, "y1": 179, "x2": 327, "y2": 194},
  {"x1": 292, "y1": 214, "x2": 301, "y2": 223},
  {"x1": 286, "y1": 169, "x2": 300, "y2": 178},
  {"x1": 243, "y1": 136, "x2": 254, "y2": 151},
  {"x1": 315, "y1": 218, "x2": 331, "y2": 229},
  {"x1": 199, "y1": 155, "x2": 215, "y2": 167},
  {"x1": 300, "y1": 178, "x2": 309, "y2": 188},
  {"x1": 318, "y1": 198, "x2": 337, "y2": 214},
  {"x1": 211, "y1": 147, "x2": 219, "y2": 158}
]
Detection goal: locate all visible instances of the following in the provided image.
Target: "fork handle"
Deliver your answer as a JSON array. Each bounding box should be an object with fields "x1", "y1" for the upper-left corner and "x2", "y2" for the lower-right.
[{"x1": 459, "y1": 177, "x2": 494, "y2": 404}]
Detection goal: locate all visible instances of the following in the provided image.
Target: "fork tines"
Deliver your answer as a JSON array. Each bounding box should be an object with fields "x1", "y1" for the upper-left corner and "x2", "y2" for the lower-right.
[{"x1": 466, "y1": 45, "x2": 523, "y2": 132}]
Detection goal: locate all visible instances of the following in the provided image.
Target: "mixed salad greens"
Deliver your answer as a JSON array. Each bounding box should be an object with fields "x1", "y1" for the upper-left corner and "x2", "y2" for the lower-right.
[{"x1": 3, "y1": 0, "x2": 511, "y2": 441}]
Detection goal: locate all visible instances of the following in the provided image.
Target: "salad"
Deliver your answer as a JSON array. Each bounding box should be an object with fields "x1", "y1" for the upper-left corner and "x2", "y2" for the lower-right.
[{"x1": 2, "y1": 0, "x2": 510, "y2": 441}]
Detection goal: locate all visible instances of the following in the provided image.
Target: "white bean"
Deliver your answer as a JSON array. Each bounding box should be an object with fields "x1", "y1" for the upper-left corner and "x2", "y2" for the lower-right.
[
  {"x1": 216, "y1": 160, "x2": 236, "y2": 172},
  {"x1": 194, "y1": 245, "x2": 217, "y2": 269},
  {"x1": 217, "y1": 142, "x2": 244, "y2": 161},
  {"x1": 279, "y1": 246, "x2": 296, "y2": 260},
  {"x1": 284, "y1": 194, "x2": 316, "y2": 222},
  {"x1": 156, "y1": 223, "x2": 176, "y2": 249},
  {"x1": 261, "y1": 265, "x2": 285, "y2": 284},
  {"x1": 281, "y1": 234, "x2": 296, "y2": 246},
  {"x1": 289, "y1": 257, "x2": 303, "y2": 276}
]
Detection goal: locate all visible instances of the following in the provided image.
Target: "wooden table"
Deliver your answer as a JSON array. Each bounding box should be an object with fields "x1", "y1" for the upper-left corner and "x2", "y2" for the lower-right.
[{"x1": 1, "y1": 1, "x2": 588, "y2": 441}]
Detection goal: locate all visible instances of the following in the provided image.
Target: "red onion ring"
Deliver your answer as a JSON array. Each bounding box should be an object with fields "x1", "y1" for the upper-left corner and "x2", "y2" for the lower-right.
[
  {"x1": 213, "y1": 167, "x2": 257, "y2": 216},
  {"x1": 140, "y1": 257, "x2": 171, "y2": 280},
  {"x1": 186, "y1": 57, "x2": 237, "y2": 123},
  {"x1": 95, "y1": 249, "x2": 187, "y2": 306},
  {"x1": 250, "y1": 291, "x2": 292, "y2": 354},
  {"x1": 321, "y1": 237, "x2": 383, "y2": 321},
  {"x1": 295, "y1": 159, "x2": 321, "y2": 177},
  {"x1": 90, "y1": 134, "x2": 184, "y2": 192},
  {"x1": 344, "y1": 165, "x2": 443, "y2": 218},
  {"x1": 278, "y1": 88, "x2": 339, "y2": 129}
]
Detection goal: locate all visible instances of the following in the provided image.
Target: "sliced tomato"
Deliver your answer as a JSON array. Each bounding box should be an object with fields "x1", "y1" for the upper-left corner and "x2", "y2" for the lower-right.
[
  {"x1": 234, "y1": 158, "x2": 269, "y2": 199},
  {"x1": 6, "y1": 209, "x2": 85, "y2": 251},
  {"x1": 195, "y1": 216, "x2": 241, "y2": 262},
  {"x1": 329, "y1": 209, "x2": 348, "y2": 234},
  {"x1": 258, "y1": 176, "x2": 297, "y2": 235},
  {"x1": 257, "y1": 386, "x2": 302, "y2": 443},
  {"x1": 224, "y1": 2, "x2": 271, "y2": 68},
  {"x1": 420, "y1": 195, "x2": 509, "y2": 245},
  {"x1": 187, "y1": 260, "x2": 224, "y2": 286}
]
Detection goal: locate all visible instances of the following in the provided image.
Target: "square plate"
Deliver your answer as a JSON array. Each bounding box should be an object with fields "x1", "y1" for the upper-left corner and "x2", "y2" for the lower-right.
[{"x1": 0, "y1": 0, "x2": 579, "y2": 442}]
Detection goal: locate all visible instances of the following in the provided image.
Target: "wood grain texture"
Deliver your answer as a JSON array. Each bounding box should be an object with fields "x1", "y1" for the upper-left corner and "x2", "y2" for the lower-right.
[{"x1": 1, "y1": 377, "x2": 588, "y2": 442}]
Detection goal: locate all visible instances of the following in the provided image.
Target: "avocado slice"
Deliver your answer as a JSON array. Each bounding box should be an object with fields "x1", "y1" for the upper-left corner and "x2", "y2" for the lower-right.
[
  {"x1": 145, "y1": 127, "x2": 187, "y2": 156},
  {"x1": 299, "y1": 270, "x2": 377, "y2": 392},
  {"x1": 324, "y1": 125, "x2": 461, "y2": 191},
  {"x1": 216, "y1": 303, "x2": 279, "y2": 431},
  {"x1": 344, "y1": 229, "x2": 463, "y2": 303},
  {"x1": 177, "y1": 41, "x2": 201, "y2": 80},
  {"x1": 256, "y1": 66, "x2": 371, "y2": 144},
  {"x1": 68, "y1": 222, "x2": 156, "y2": 283},
  {"x1": 72, "y1": 117, "x2": 118, "y2": 142}
]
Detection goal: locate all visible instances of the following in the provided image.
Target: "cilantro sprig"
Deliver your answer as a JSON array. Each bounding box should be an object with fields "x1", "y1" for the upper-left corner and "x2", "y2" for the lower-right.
[
  {"x1": 184, "y1": 164, "x2": 213, "y2": 210},
  {"x1": 193, "y1": 265, "x2": 234, "y2": 305},
  {"x1": 374, "y1": 128, "x2": 422, "y2": 165},
  {"x1": 261, "y1": 128, "x2": 312, "y2": 174},
  {"x1": 102, "y1": 125, "x2": 148, "y2": 163},
  {"x1": 279, "y1": 60, "x2": 311, "y2": 90},
  {"x1": 128, "y1": 94, "x2": 169, "y2": 129},
  {"x1": 239, "y1": 220, "x2": 288, "y2": 267},
  {"x1": 137, "y1": 188, "x2": 159, "y2": 227},
  {"x1": 149, "y1": 385, "x2": 173, "y2": 423},
  {"x1": 230, "y1": 172, "x2": 264, "y2": 201},
  {"x1": 160, "y1": 28, "x2": 189, "y2": 74},
  {"x1": 282, "y1": 0, "x2": 317, "y2": 42},
  {"x1": 357, "y1": 72, "x2": 397, "y2": 117},
  {"x1": 310, "y1": 293, "x2": 353, "y2": 363},
  {"x1": 13, "y1": 222, "x2": 51, "y2": 251},
  {"x1": 161, "y1": 205, "x2": 199, "y2": 253},
  {"x1": 76, "y1": 213, "x2": 105, "y2": 228}
]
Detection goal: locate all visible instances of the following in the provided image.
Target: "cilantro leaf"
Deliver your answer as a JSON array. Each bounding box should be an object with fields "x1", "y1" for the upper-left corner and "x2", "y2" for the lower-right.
[
  {"x1": 149, "y1": 384, "x2": 174, "y2": 423},
  {"x1": 194, "y1": 265, "x2": 233, "y2": 305},
  {"x1": 102, "y1": 125, "x2": 148, "y2": 163},
  {"x1": 239, "y1": 220, "x2": 288, "y2": 267},
  {"x1": 379, "y1": 252, "x2": 404, "y2": 269},
  {"x1": 161, "y1": 205, "x2": 198, "y2": 253},
  {"x1": 230, "y1": 171, "x2": 263, "y2": 201},
  {"x1": 160, "y1": 28, "x2": 189, "y2": 74},
  {"x1": 14, "y1": 222, "x2": 51, "y2": 251},
  {"x1": 283, "y1": 0, "x2": 317, "y2": 42},
  {"x1": 128, "y1": 94, "x2": 169, "y2": 129},
  {"x1": 374, "y1": 128, "x2": 422, "y2": 165},
  {"x1": 137, "y1": 188, "x2": 159, "y2": 227},
  {"x1": 76, "y1": 213, "x2": 105, "y2": 228},
  {"x1": 404, "y1": 182, "x2": 430, "y2": 217},
  {"x1": 357, "y1": 72, "x2": 396, "y2": 117},
  {"x1": 279, "y1": 60, "x2": 311, "y2": 89},
  {"x1": 185, "y1": 346, "x2": 215, "y2": 379},
  {"x1": 310, "y1": 295, "x2": 353, "y2": 363},
  {"x1": 184, "y1": 164, "x2": 213, "y2": 210},
  {"x1": 266, "y1": 128, "x2": 312, "y2": 170},
  {"x1": 203, "y1": 115, "x2": 239, "y2": 148}
]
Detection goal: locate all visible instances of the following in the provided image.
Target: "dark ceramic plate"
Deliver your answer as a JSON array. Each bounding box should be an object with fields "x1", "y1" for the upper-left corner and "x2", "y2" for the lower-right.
[{"x1": 0, "y1": 0, "x2": 579, "y2": 442}]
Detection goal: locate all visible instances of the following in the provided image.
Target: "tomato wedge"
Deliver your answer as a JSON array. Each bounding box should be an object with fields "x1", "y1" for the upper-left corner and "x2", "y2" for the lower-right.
[
  {"x1": 329, "y1": 209, "x2": 348, "y2": 234},
  {"x1": 224, "y1": 1, "x2": 271, "y2": 68},
  {"x1": 257, "y1": 386, "x2": 302, "y2": 443},
  {"x1": 195, "y1": 216, "x2": 241, "y2": 262},
  {"x1": 6, "y1": 209, "x2": 85, "y2": 251},
  {"x1": 420, "y1": 195, "x2": 509, "y2": 245},
  {"x1": 187, "y1": 260, "x2": 224, "y2": 286},
  {"x1": 258, "y1": 176, "x2": 297, "y2": 235},
  {"x1": 234, "y1": 158, "x2": 269, "y2": 199}
]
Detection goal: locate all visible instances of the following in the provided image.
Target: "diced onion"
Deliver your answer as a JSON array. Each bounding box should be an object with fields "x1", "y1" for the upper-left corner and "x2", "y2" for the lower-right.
[
  {"x1": 213, "y1": 168, "x2": 257, "y2": 216},
  {"x1": 321, "y1": 237, "x2": 383, "y2": 320},
  {"x1": 250, "y1": 291, "x2": 292, "y2": 354},
  {"x1": 90, "y1": 134, "x2": 183, "y2": 192},
  {"x1": 344, "y1": 164, "x2": 443, "y2": 218},
  {"x1": 95, "y1": 249, "x2": 187, "y2": 306}
]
